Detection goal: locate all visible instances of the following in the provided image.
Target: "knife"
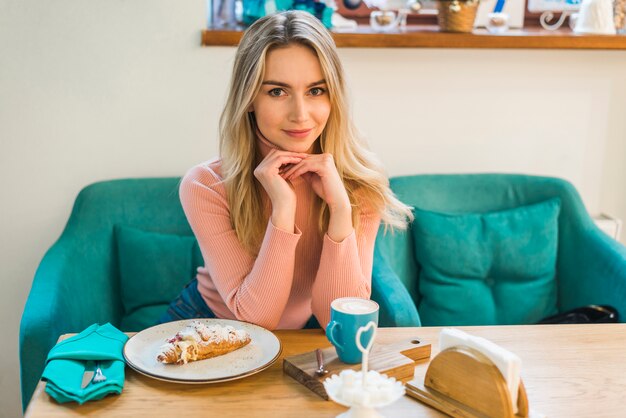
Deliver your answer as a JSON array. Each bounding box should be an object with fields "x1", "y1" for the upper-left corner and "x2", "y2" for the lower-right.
[{"x1": 80, "y1": 361, "x2": 95, "y2": 389}]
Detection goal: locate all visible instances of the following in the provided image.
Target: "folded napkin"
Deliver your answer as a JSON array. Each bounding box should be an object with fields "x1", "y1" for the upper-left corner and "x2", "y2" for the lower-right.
[
  {"x1": 42, "y1": 323, "x2": 129, "y2": 404},
  {"x1": 440, "y1": 328, "x2": 522, "y2": 414}
]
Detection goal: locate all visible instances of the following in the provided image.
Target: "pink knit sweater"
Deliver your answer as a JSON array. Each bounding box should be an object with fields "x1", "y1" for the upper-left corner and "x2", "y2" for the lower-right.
[{"x1": 179, "y1": 145, "x2": 381, "y2": 330}]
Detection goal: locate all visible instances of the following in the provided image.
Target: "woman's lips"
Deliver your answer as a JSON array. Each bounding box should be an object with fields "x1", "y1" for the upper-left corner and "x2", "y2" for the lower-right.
[{"x1": 283, "y1": 128, "x2": 313, "y2": 138}]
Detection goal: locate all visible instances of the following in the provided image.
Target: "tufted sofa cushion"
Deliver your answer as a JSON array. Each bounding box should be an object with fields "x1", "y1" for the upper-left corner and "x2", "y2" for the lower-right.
[
  {"x1": 115, "y1": 225, "x2": 203, "y2": 331},
  {"x1": 411, "y1": 198, "x2": 561, "y2": 326}
]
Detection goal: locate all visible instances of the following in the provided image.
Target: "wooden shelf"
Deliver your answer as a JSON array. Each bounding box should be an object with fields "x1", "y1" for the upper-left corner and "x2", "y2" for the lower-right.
[{"x1": 202, "y1": 25, "x2": 626, "y2": 49}]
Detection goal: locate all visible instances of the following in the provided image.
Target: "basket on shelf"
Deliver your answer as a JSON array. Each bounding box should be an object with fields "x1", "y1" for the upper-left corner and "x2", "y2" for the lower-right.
[{"x1": 436, "y1": 0, "x2": 480, "y2": 33}]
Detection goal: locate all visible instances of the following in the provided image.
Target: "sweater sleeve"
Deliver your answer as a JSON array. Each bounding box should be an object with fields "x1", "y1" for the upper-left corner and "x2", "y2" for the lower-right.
[
  {"x1": 179, "y1": 164, "x2": 301, "y2": 330},
  {"x1": 311, "y1": 210, "x2": 382, "y2": 329}
]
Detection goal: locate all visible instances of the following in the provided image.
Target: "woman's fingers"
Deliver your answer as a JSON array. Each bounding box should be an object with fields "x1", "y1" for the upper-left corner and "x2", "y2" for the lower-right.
[
  {"x1": 269, "y1": 154, "x2": 307, "y2": 167},
  {"x1": 283, "y1": 162, "x2": 312, "y2": 180},
  {"x1": 278, "y1": 164, "x2": 293, "y2": 174},
  {"x1": 284, "y1": 155, "x2": 330, "y2": 180},
  {"x1": 268, "y1": 153, "x2": 337, "y2": 183},
  {"x1": 281, "y1": 159, "x2": 303, "y2": 179},
  {"x1": 273, "y1": 156, "x2": 305, "y2": 171},
  {"x1": 267, "y1": 153, "x2": 308, "y2": 171},
  {"x1": 257, "y1": 154, "x2": 307, "y2": 177}
]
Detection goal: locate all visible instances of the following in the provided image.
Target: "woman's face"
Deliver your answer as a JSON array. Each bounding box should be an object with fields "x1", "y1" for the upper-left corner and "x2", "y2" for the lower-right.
[{"x1": 250, "y1": 43, "x2": 331, "y2": 154}]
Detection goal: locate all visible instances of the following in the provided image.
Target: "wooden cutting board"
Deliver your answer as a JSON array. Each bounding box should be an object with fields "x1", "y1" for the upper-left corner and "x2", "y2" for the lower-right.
[{"x1": 283, "y1": 336, "x2": 431, "y2": 400}]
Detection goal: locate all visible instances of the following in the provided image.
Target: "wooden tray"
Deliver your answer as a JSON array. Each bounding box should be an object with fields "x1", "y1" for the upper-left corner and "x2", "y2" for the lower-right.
[{"x1": 283, "y1": 336, "x2": 431, "y2": 400}]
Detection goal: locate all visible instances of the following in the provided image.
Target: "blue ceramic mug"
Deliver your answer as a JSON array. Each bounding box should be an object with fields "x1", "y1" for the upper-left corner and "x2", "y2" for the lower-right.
[{"x1": 326, "y1": 297, "x2": 379, "y2": 364}]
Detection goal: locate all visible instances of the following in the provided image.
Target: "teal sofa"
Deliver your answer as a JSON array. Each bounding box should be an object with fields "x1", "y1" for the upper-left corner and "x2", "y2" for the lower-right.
[
  {"x1": 19, "y1": 174, "x2": 626, "y2": 410},
  {"x1": 373, "y1": 174, "x2": 626, "y2": 327}
]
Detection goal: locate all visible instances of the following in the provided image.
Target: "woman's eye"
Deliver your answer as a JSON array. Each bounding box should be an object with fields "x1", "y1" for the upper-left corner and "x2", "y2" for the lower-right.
[
  {"x1": 268, "y1": 88, "x2": 284, "y2": 97},
  {"x1": 310, "y1": 87, "x2": 326, "y2": 96}
]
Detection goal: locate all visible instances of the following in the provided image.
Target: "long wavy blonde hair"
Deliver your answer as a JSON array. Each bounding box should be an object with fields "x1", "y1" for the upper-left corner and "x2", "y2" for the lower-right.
[{"x1": 219, "y1": 11, "x2": 413, "y2": 255}]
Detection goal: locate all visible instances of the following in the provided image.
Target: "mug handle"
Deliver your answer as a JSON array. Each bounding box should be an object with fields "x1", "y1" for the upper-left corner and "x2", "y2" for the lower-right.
[{"x1": 326, "y1": 320, "x2": 344, "y2": 351}]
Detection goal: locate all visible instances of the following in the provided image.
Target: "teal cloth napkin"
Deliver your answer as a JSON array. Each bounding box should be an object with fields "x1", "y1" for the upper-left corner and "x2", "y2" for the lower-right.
[{"x1": 42, "y1": 323, "x2": 129, "y2": 404}]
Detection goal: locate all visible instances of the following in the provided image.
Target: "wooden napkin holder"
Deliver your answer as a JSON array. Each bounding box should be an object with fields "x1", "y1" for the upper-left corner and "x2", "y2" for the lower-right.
[{"x1": 405, "y1": 346, "x2": 529, "y2": 418}]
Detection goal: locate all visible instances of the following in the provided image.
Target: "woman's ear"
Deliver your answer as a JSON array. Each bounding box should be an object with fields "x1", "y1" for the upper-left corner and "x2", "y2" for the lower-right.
[{"x1": 247, "y1": 104, "x2": 254, "y2": 113}]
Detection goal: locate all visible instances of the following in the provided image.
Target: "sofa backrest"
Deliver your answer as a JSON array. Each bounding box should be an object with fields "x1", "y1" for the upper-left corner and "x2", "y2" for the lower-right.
[
  {"x1": 63, "y1": 177, "x2": 196, "y2": 327},
  {"x1": 376, "y1": 173, "x2": 596, "y2": 317}
]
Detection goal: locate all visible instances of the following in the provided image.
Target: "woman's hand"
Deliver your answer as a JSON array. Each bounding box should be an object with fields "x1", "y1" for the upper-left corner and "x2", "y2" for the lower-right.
[
  {"x1": 281, "y1": 153, "x2": 351, "y2": 213},
  {"x1": 254, "y1": 149, "x2": 309, "y2": 232},
  {"x1": 281, "y1": 153, "x2": 353, "y2": 241}
]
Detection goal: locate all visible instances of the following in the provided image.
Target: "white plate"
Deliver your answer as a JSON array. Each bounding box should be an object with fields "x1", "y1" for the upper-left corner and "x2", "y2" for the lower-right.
[{"x1": 123, "y1": 318, "x2": 282, "y2": 383}]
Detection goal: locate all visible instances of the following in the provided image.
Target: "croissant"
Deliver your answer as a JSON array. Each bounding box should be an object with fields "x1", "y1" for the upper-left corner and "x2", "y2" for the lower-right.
[{"x1": 157, "y1": 320, "x2": 251, "y2": 365}]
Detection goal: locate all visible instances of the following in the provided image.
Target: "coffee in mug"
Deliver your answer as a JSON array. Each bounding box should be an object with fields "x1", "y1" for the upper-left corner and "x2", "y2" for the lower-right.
[{"x1": 326, "y1": 297, "x2": 379, "y2": 364}]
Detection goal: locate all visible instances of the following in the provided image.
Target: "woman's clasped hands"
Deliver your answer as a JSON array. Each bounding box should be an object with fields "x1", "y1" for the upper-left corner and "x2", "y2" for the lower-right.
[
  {"x1": 254, "y1": 149, "x2": 351, "y2": 233},
  {"x1": 282, "y1": 152, "x2": 351, "y2": 212},
  {"x1": 253, "y1": 149, "x2": 309, "y2": 209}
]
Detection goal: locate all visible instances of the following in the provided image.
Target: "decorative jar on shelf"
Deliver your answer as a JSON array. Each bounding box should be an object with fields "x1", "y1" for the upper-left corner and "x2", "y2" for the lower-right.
[
  {"x1": 369, "y1": 9, "x2": 409, "y2": 32},
  {"x1": 436, "y1": 0, "x2": 480, "y2": 33}
]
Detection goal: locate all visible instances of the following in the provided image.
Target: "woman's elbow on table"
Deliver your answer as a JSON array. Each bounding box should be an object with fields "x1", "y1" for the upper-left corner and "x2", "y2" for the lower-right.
[{"x1": 228, "y1": 302, "x2": 282, "y2": 330}]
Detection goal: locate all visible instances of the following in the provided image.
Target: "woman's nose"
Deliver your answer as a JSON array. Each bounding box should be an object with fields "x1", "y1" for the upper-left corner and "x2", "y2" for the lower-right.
[{"x1": 289, "y1": 97, "x2": 308, "y2": 123}]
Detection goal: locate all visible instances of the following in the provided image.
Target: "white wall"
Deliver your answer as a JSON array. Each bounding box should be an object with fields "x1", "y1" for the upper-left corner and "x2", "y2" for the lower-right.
[{"x1": 1, "y1": 0, "x2": 625, "y2": 416}]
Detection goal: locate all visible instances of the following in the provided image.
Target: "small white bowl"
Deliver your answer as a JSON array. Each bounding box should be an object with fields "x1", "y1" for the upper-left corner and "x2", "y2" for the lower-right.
[{"x1": 323, "y1": 369, "x2": 405, "y2": 418}]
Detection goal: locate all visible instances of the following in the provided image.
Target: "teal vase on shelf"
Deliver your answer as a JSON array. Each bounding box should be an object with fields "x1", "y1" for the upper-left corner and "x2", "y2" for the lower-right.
[
  {"x1": 242, "y1": 0, "x2": 333, "y2": 28},
  {"x1": 242, "y1": 0, "x2": 265, "y2": 25}
]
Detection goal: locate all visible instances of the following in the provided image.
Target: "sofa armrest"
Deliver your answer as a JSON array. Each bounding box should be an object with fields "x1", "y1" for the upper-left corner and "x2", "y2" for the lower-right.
[
  {"x1": 557, "y1": 224, "x2": 626, "y2": 322},
  {"x1": 19, "y1": 234, "x2": 121, "y2": 411},
  {"x1": 371, "y1": 248, "x2": 422, "y2": 327}
]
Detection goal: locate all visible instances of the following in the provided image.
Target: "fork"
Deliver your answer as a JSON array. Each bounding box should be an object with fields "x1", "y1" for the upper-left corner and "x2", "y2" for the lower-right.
[{"x1": 92, "y1": 361, "x2": 107, "y2": 383}]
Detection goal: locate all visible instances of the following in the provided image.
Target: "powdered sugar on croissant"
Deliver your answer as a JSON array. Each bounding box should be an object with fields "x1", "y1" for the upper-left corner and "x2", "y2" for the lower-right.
[{"x1": 156, "y1": 320, "x2": 251, "y2": 365}]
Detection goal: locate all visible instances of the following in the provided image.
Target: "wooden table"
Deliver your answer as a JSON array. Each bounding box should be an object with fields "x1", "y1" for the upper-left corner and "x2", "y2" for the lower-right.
[{"x1": 25, "y1": 324, "x2": 626, "y2": 417}]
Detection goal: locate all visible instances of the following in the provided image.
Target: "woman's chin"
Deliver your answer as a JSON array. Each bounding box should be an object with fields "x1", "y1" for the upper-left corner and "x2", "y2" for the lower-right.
[{"x1": 282, "y1": 143, "x2": 316, "y2": 154}]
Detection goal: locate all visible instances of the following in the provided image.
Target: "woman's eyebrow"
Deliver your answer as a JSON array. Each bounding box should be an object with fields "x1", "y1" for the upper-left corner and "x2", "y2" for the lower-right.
[{"x1": 261, "y1": 79, "x2": 327, "y2": 88}]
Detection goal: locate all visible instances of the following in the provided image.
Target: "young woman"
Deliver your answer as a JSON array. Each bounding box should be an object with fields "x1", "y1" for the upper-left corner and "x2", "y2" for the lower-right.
[{"x1": 159, "y1": 10, "x2": 412, "y2": 330}]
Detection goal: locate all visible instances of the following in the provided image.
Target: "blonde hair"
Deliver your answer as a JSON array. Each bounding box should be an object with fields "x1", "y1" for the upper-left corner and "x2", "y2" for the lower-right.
[{"x1": 219, "y1": 11, "x2": 413, "y2": 255}]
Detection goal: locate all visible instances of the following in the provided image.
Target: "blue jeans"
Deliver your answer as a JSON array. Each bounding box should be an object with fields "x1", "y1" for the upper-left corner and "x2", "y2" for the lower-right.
[
  {"x1": 157, "y1": 279, "x2": 216, "y2": 324},
  {"x1": 158, "y1": 278, "x2": 321, "y2": 329}
]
